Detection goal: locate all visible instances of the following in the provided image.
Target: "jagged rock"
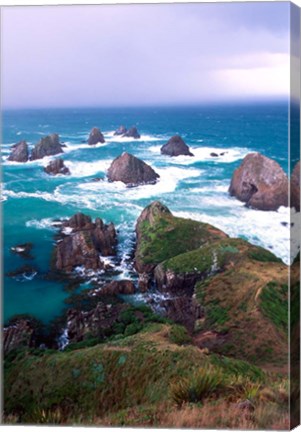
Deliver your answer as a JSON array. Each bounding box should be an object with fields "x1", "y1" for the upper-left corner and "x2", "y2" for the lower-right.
[
  {"x1": 229, "y1": 153, "x2": 288, "y2": 210},
  {"x1": 96, "y1": 280, "x2": 136, "y2": 296},
  {"x1": 122, "y1": 127, "x2": 140, "y2": 139},
  {"x1": 107, "y1": 152, "x2": 159, "y2": 186},
  {"x1": 44, "y1": 158, "x2": 70, "y2": 176},
  {"x1": 6, "y1": 265, "x2": 37, "y2": 278},
  {"x1": 10, "y1": 243, "x2": 33, "y2": 259},
  {"x1": 3, "y1": 319, "x2": 34, "y2": 355},
  {"x1": 160, "y1": 296, "x2": 202, "y2": 333},
  {"x1": 8, "y1": 141, "x2": 29, "y2": 162},
  {"x1": 291, "y1": 161, "x2": 300, "y2": 211},
  {"x1": 138, "y1": 273, "x2": 152, "y2": 292},
  {"x1": 66, "y1": 302, "x2": 126, "y2": 343},
  {"x1": 31, "y1": 134, "x2": 64, "y2": 160},
  {"x1": 161, "y1": 135, "x2": 194, "y2": 157},
  {"x1": 87, "y1": 127, "x2": 105, "y2": 145},
  {"x1": 114, "y1": 125, "x2": 127, "y2": 136},
  {"x1": 53, "y1": 213, "x2": 117, "y2": 272}
]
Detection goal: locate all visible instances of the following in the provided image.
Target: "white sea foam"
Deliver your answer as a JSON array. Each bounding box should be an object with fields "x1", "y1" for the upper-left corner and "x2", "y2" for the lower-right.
[
  {"x1": 26, "y1": 218, "x2": 58, "y2": 230},
  {"x1": 174, "y1": 205, "x2": 292, "y2": 264},
  {"x1": 104, "y1": 131, "x2": 166, "y2": 143},
  {"x1": 64, "y1": 159, "x2": 111, "y2": 178},
  {"x1": 149, "y1": 145, "x2": 251, "y2": 165}
]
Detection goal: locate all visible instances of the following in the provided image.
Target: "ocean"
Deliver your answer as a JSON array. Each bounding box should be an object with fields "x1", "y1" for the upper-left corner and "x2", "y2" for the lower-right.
[{"x1": 1, "y1": 102, "x2": 295, "y2": 324}]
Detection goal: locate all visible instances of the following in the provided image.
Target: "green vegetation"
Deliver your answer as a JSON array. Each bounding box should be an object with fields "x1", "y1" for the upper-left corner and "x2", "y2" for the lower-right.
[
  {"x1": 248, "y1": 247, "x2": 282, "y2": 263},
  {"x1": 259, "y1": 282, "x2": 288, "y2": 333},
  {"x1": 168, "y1": 324, "x2": 192, "y2": 345}
]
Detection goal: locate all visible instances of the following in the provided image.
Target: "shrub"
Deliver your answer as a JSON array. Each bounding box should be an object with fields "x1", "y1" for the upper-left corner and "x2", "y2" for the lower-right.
[
  {"x1": 170, "y1": 366, "x2": 224, "y2": 405},
  {"x1": 169, "y1": 325, "x2": 192, "y2": 345}
]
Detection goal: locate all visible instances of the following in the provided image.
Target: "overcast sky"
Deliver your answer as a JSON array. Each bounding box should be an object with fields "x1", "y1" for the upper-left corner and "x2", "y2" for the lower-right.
[{"x1": 1, "y1": 2, "x2": 290, "y2": 108}]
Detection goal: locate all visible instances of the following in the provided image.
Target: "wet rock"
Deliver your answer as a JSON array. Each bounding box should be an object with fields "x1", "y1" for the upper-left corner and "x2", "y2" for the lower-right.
[
  {"x1": 6, "y1": 265, "x2": 38, "y2": 278},
  {"x1": 138, "y1": 273, "x2": 152, "y2": 292},
  {"x1": 44, "y1": 158, "x2": 70, "y2": 175},
  {"x1": 210, "y1": 152, "x2": 219, "y2": 157},
  {"x1": 10, "y1": 242, "x2": 34, "y2": 259},
  {"x1": 229, "y1": 153, "x2": 288, "y2": 210},
  {"x1": 107, "y1": 152, "x2": 159, "y2": 186},
  {"x1": 291, "y1": 161, "x2": 300, "y2": 211},
  {"x1": 87, "y1": 127, "x2": 105, "y2": 145},
  {"x1": 53, "y1": 213, "x2": 117, "y2": 272},
  {"x1": 122, "y1": 127, "x2": 140, "y2": 139},
  {"x1": 8, "y1": 140, "x2": 29, "y2": 162},
  {"x1": 31, "y1": 134, "x2": 64, "y2": 160},
  {"x1": 114, "y1": 125, "x2": 127, "y2": 136},
  {"x1": 96, "y1": 280, "x2": 136, "y2": 296},
  {"x1": 161, "y1": 135, "x2": 194, "y2": 157}
]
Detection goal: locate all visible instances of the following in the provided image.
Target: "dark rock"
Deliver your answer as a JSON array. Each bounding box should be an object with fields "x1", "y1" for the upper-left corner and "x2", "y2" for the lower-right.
[
  {"x1": 87, "y1": 127, "x2": 105, "y2": 145},
  {"x1": 6, "y1": 265, "x2": 38, "y2": 278},
  {"x1": 92, "y1": 177, "x2": 104, "y2": 182},
  {"x1": 291, "y1": 161, "x2": 300, "y2": 211},
  {"x1": 114, "y1": 125, "x2": 127, "y2": 136},
  {"x1": 161, "y1": 135, "x2": 194, "y2": 157},
  {"x1": 10, "y1": 243, "x2": 34, "y2": 259},
  {"x1": 44, "y1": 158, "x2": 70, "y2": 176},
  {"x1": 138, "y1": 273, "x2": 152, "y2": 292},
  {"x1": 107, "y1": 152, "x2": 159, "y2": 186},
  {"x1": 8, "y1": 140, "x2": 29, "y2": 162},
  {"x1": 220, "y1": 152, "x2": 227, "y2": 156},
  {"x1": 3, "y1": 319, "x2": 34, "y2": 355},
  {"x1": 53, "y1": 213, "x2": 117, "y2": 272},
  {"x1": 160, "y1": 296, "x2": 202, "y2": 333},
  {"x1": 229, "y1": 153, "x2": 288, "y2": 210},
  {"x1": 95, "y1": 280, "x2": 136, "y2": 296},
  {"x1": 66, "y1": 302, "x2": 127, "y2": 343},
  {"x1": 210, "y1": 152, "x2": 219, "y2": 157},
  {"x1": 31, "y1": 134, "x2": 64, "y2": 160},
  {"x1": 122, "y1": 127, "x2": 140, "y2": 139}
]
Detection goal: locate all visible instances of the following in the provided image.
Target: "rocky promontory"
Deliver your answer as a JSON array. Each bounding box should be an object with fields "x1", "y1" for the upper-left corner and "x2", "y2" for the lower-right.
[
  {"x1": 31, "y1": 134, "x2": 64, "y2": 160},
  {"x1": 8, "y1": 141, "x2": 29, "y2": 163},
  {"x1": 107, "y1": 152, "x2": 159, "y2": 186},
  {"x1": 87, "y1": 127, "x2": 105, "y2": 145},
  {"x1": 229, "y1": 153, "x2": 288, "y2": 210},
  {"x1": 52, "y1": 213, "x2": 117, "y2": 272},
  {"x1": 161, "y1": 135, "x2": 194, "y2": 157},
  {"x1": 44, "y1": 158, "x2": 70, "y2": 176},
  {"x1": 291, "y1": 161, "x2": 300, "y2": 211}
]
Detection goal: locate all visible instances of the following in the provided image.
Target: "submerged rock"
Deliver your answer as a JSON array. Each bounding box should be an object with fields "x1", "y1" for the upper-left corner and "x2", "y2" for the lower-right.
[
  {"x1": 114, "y1": 125, "x2": 127, "y2": 136},
  {"x1": 122, "y1": 127, "x2": 140, "y2": 139},
  {"x1": 87, "y1": 127, "x2": 105, "y2": 145},
  {"x1": 10, "y1": 242, "x2": 34, "y2": 259},
  {"x1": 44, "y1": 158, "x2": 70, "y2": 176},
  {"x1": 161, "y1": 135, "x2": 194, "y2": 157},
  {"x1": 31, "y1": 134, "x2": 64, "y2": 160},
  {"x1": 107, "y1": 152, "x2": 159, "y2": 186},
  {"x1": 291, "y1": 161, "x2": 300, "y2": 211},
  {"x1": 53, "y1": 213, "x2": 117, "y2": 272},
  {"x1": 229, "y1": 152, "x2": 288, "y2": 210},
  {"x1": 8, "y1": 140, "x2": 29, "y2": 163}
]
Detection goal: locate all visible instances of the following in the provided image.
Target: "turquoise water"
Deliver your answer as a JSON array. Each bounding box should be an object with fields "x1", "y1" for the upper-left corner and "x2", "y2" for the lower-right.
[{"x1": 2, "y1": 102, "x2": 294, "y2": 323}]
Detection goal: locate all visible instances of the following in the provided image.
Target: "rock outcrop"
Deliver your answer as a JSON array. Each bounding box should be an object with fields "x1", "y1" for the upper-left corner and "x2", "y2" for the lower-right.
[
  {"x1": 87, "y1": 127, "x2": 105, "y2": 145},
  {"x1": 10, "y1": 243, "x2": 33, "y2": 259},
  {"x1": 122, "y1": 127, "x2": 140, "y2": 139},
  {"x1": 95, "y1": 280, "x2": 136, "y2": 296},
  {"x1": 291, "y1": 161, "x2": 300, "y2": 211},
  {"x1": 161, "y1": 135, "x2": 193, "y2": 157},
  {"x1": 31, "y1": 134, "x2": 64, "y2": 160},
  {"x1": 107, "y1": 152, "x2": 159, "y2": 186},
  {"x1": 53, "y1": 213, "x2": 117, "y2": 272},
  {"x1": 8, "y1": 141, "x2": 29, "y2": 163},
  {"x1": 44, "y1": 158, "x2": 70, "y2": 176},
  {"x1": 229, "y1": 153, "x2": 288, "y2": 211},
  {"x1": 114, "y1": 125, "x2": 127, "y2": 136},
  {"x1": 3, "y1": 319, "x2": 34, "y2": 355}
]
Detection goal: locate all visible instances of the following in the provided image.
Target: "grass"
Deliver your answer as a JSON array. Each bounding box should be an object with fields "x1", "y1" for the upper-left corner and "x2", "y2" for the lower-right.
[{"x1": 259, "y1": 282, "x2": 288, "y2": 333}]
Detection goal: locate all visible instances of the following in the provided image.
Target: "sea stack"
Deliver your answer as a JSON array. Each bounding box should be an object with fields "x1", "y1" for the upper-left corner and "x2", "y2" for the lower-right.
[
  {"x1": 229, "y1": 152, "x2": 288, "y2": 211},
  {"x1": 44, "y1": 158, "x2": 70, "y2": 176},
  {"x1": 8, "y1": 141, "x2": 29, "y2": 163},
  {"x1": 107, "y1": 152, "x2": 159, "y2": 186},
  {"x1": 31, "y1": 134, "x2": 64, "y2": 160},
  {"x1": 161, "y1": 135, "x2": 194, "y2": 157},
  {"x1": 87, "y1": 127, "x2": 105, "y2": 145},
  {"x1": 122, "y1": 127, "x2": 140, "y2": 139},
  {"x1": 114, "y1": 125, "x2": 127, "y2": 136}
]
